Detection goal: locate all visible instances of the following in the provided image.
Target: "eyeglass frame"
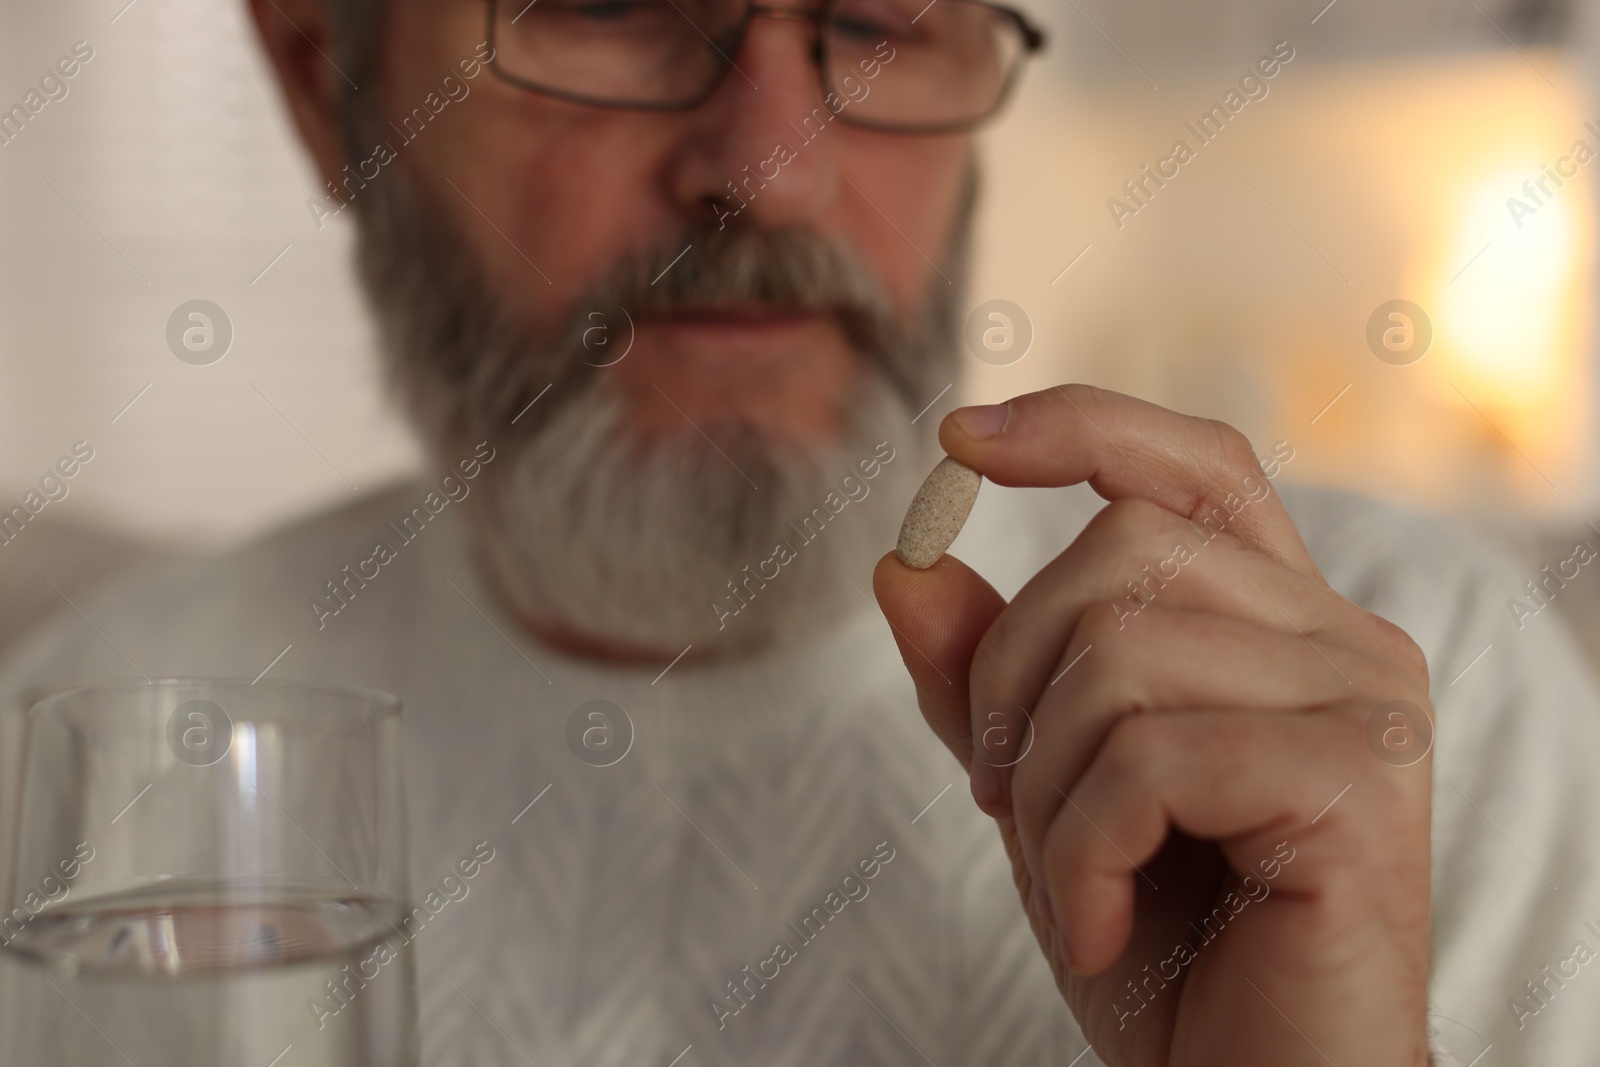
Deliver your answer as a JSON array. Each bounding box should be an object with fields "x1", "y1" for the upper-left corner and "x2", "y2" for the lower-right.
[{"x1": 483, "y1": 0, "x2": 1048, "y2": 135}]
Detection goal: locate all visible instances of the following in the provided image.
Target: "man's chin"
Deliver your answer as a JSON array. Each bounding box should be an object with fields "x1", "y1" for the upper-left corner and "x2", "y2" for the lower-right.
[{"x1": 460, "y1": 372, "x2": 936, "y2": 658}]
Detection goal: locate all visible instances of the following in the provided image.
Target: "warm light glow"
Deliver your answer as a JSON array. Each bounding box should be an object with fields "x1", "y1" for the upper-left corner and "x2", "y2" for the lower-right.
[
  {"x1": 986, "y1": 49, "x2": 1594, "y2": 514},
  {"x1": 1434, "y1": 167, "x2": 1579, "y2": 408}
]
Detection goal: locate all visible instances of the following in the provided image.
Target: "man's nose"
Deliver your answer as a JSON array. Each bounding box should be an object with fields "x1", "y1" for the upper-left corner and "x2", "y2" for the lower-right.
[{"x1": 664, "y1": 11, "x2": 842, "y2": 228}]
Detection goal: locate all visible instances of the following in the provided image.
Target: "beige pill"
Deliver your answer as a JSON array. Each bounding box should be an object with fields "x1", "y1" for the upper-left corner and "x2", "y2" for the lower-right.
[{"x1": 896, "y1": 457, "x2": 982, "y2": 570}]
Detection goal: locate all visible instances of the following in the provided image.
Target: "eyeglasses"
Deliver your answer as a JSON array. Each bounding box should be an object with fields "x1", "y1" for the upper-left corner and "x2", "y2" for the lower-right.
[{"x1": 485, "y1": 0, "x2": 1047, "y2": 133}]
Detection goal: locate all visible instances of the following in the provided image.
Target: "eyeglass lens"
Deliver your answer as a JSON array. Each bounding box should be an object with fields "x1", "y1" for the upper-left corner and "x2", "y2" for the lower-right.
[{"x1": 492, "y1": 0, "x2": 1030, "y2": 129}]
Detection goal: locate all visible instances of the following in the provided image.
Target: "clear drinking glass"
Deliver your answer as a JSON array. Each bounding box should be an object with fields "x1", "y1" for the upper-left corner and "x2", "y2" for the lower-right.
[{"x1": 0, "y1": 679, "x2": 414, "y2": 1067}]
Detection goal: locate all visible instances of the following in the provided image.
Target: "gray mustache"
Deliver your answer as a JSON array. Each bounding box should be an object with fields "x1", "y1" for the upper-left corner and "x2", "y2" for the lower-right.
[
  {"x1": 354, "y1": 157, "x2": 953, "y2": 450},
  {"x1": 577, "y1": 224, "x2": 896, "y2": 355},
  {"x1": 563, "y1": 223, "x2": 916, "y2": 403},
  {"x1": 604, "y1": 224, "x2": 892, "y2": 318}
]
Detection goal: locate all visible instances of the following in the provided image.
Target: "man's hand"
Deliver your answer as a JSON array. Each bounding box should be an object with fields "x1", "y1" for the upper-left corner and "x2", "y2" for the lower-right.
[{"x1": 873, "y1": 385, "x2": 1434, "y2": 1067}]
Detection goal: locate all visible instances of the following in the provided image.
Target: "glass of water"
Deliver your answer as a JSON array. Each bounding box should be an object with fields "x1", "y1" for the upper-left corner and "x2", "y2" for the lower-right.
[{"x1": 0, "y1": 678, "x2": 414, "y2": 1067}]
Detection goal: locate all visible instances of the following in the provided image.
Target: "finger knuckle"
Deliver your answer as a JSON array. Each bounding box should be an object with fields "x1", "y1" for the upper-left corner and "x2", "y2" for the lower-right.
[
  {"x1": 1088, "y1": 497, "x2": 1185, "y2": 556},
  {"x1": 1389, "y1": 625, "x2": 1431, "y2": 687},
  {"x1": 1357, "y1": 612, "x2": 1431, "y2": 688},
  {"x1": 1048, "y1": 382, "x2": 1108, "y2": 411},
  {"x1": 1076, "y1": 599, "x2": 1130, "y2": 647},
  {"x1": 1101, "y1": 711, "x2": 1164, "y2": 782},
  {"x1": 1071, "y1": 604, "x2": 1149, "y2": 696},
  {"x1": 1205, "y1": 418, "x2": 1262, "y2": 476},
  {"x1": 1330, "y1": 706, "x2": 1429, "y2": 814}
]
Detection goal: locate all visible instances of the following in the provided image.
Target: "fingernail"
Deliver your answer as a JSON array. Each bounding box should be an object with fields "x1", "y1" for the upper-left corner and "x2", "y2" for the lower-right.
[
  {"x1": 969, "y1": 759, "x2": 1002, "y2": 809},
  {"x1": 952, "y1": 403, "x2": 1009, "y2": 440}
]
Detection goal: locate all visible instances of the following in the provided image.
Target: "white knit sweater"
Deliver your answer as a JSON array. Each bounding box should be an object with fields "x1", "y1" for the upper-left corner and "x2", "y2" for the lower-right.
[{"x1": 0, "y1": 475, "x2": 1594, "y2": 1066}]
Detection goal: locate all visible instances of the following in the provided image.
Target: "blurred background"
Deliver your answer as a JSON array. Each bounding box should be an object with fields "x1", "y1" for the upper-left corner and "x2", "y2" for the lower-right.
[{"x1": 4, "y1": 0, "x2": 1600, "y2": 660}]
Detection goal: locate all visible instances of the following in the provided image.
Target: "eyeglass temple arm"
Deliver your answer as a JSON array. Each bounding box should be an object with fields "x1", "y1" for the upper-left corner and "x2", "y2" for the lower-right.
[{"x1": 1013, "y1": 12, "x2": 1047, "y2": 53}]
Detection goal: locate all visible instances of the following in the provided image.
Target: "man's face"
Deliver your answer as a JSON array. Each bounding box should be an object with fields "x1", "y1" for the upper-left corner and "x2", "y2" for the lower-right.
[
  {"x1": 326, "y1": 0, "x2": 984, "y2": 656},
  {"x1": 379, "y1": 0, "x2": 974, "y2": 450}
]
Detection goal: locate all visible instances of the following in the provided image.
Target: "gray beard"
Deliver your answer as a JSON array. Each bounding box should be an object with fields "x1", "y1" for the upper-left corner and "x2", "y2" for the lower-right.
[{"x1": 343, "y1": 122, "x2": 973, "y2": 654}]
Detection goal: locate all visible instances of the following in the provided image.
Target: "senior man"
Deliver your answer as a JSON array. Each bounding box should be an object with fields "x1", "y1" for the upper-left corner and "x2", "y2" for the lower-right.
[{"x1": 2, "y1": 0, "x2": 1599, "y2": 1064}]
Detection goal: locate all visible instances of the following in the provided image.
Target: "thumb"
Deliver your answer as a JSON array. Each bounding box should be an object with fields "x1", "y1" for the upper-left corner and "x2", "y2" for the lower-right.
[{"x1": 871, "y1": 551, "x2": 1007, "y2": 773}]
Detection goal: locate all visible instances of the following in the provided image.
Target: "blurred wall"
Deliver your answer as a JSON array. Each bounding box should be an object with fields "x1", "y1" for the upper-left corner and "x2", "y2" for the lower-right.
[
  {"x1": 3, "y1": 0, "x2": 1600, "y2": 556},
  {"x1": 0, "y1": 0, "x2": 421, "y2": 555}
]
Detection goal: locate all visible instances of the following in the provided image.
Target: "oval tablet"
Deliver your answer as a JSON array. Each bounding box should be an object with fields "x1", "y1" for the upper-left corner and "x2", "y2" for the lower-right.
[{"x1": 896, "y1": 456, "x2": 982, "y2": 570}]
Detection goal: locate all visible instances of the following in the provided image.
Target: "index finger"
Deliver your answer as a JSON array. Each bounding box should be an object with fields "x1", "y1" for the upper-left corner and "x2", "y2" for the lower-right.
[{"x1": 940, "y1": 383, "x2": 1323, "y2": 581}]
